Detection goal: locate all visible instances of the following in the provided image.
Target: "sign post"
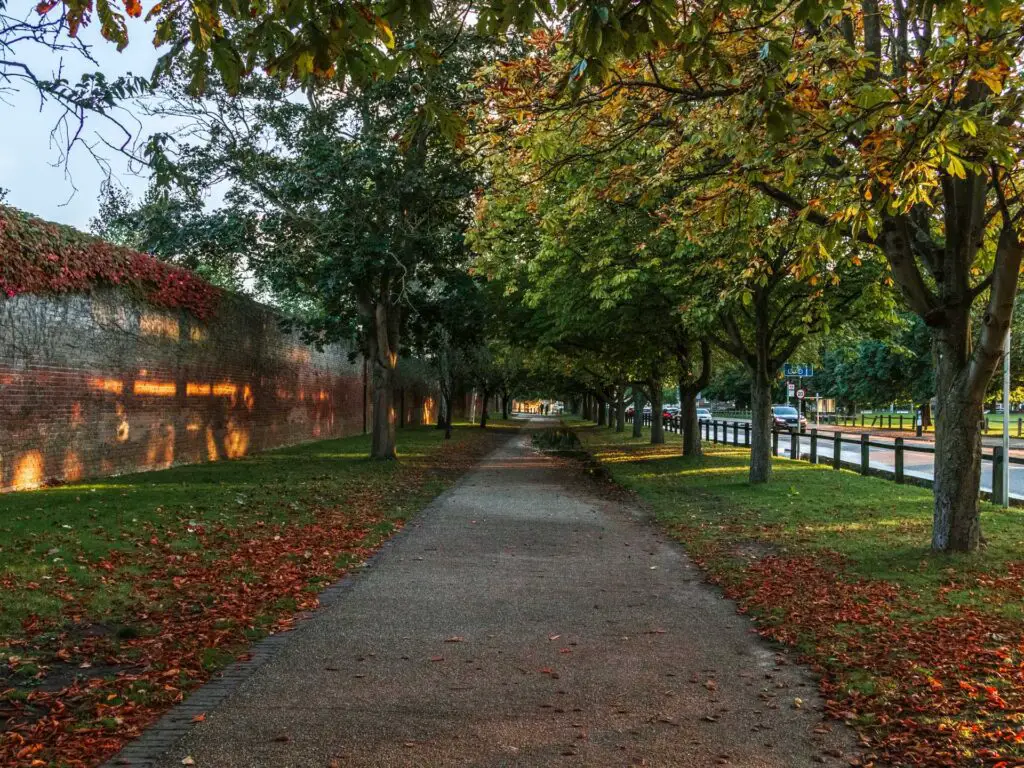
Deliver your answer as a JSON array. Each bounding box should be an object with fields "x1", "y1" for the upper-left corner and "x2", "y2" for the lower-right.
[{"x1": 1003, "y1": 327, "x2": 1011, "y2": 507}]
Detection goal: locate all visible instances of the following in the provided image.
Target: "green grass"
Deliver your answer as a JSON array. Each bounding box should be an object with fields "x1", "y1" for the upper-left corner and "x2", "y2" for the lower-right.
[
  {"x1": 0, "y1": 420, "x2": 518, "y2": 766},
  {"x1": 579, "y1": 426, "x2": 1024, "y2": 606},
  {"x1": 0, "y1": 423, "x2": 509, "y2": 634},
  {"x1": 577, "y1": 426, "x2": 1024, "y2": 765}
]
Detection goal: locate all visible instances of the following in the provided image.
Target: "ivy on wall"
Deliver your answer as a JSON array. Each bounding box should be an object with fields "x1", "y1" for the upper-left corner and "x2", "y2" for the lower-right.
[{"x1": 0, "y1": 206, "x2": 220, "y2": 320}]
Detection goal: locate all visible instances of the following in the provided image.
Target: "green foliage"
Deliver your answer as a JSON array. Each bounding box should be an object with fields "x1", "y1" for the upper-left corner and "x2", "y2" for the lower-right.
[
  {"x1": 816, "y1": 316, "x2": 935, "y2": 411},
  {"x1": 90, "y1": 180, "x2": 250, "y2": 290}
]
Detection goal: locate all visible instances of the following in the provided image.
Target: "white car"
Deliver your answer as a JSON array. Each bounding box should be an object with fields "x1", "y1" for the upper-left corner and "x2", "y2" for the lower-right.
[{"x1": 697, "y1": 408, "x2": 712, "y2": 424}]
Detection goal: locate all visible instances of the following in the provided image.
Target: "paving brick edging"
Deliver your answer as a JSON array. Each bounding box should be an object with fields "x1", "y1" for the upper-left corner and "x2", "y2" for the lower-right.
[{"x1": 102, "y1": 430, "x2": 522, "y2": 768}]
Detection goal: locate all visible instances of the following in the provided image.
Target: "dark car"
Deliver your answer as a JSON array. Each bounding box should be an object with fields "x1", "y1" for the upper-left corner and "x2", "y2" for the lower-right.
[{"x1": 772, "y1": 405, "x2": 807, "y2": 431}]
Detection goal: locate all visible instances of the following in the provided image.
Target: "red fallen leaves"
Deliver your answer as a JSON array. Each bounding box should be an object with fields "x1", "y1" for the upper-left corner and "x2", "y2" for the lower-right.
[
  {"x1": 0, "y1": 432, "x2": 504, "y2": 768},
  {"x1": 693, "y1": 548, "x2": 1024, "y2": 767}
]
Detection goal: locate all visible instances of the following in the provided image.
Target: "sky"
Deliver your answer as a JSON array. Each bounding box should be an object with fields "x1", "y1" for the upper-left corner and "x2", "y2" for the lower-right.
[{"x1": 0, "y1": 13, "x2": 165, "y2": 230}]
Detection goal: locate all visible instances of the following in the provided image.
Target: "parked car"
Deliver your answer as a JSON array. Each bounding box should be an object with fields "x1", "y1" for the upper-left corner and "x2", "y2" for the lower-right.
[
  {"x1": 663, "y1": 405, "x2": 680, "y2": 421},
  {"x1": 772, "y1": 405, "x2": 807, "y2": 431},
  {"x1": 697, "y1": 408, "x2": 712, "y2": 424},
  {"x1": 625, "y1": 405, "x2": 636, "y2": 417}
]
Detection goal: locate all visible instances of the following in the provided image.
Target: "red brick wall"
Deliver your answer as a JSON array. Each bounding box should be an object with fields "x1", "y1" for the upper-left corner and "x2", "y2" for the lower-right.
[{"x1": 0, "y1": 289, "x2": 375, "y2": 491}]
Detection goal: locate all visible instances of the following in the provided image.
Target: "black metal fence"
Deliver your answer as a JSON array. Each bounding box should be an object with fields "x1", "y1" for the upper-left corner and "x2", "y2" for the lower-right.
[
  {"x1": 624, "y1": 415, "x2": 1023, "y2": 501},
  {"x1": 706, "y1": 411, "x2": 1024, "y2": 437}
]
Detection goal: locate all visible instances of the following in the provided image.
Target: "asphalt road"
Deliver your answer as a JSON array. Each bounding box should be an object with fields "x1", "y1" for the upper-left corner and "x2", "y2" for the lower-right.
[{"x1": 695, "y1": 420, "x2": 1024, "y2": 500}]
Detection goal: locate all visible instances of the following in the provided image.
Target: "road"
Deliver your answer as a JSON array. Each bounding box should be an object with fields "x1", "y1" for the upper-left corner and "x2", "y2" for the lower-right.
[{"x1": 696, "y1": 420, "x2": 1024, "y2": 501}]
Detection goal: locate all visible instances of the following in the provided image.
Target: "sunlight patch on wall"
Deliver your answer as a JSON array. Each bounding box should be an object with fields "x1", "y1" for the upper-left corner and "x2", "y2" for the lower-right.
[
  {"x1": 205, "y1": 426, "x2": 219, "y2": 461},
  {"x1": 140, "y1": 312, "x2": 180, "y2": 340},
  {"x1": 115, "y1": 404, "x2": 130, "y2": 443},
  {"x1": 89, "y1": 377, "x2": 124, "y2": 395},
  {"x1": 224, "y1": 421, "x2": 250, "y2": 459},
  {"x1": 187, "y1": 383, "x2": 212, "y2": 396},
  {"x1": 146, "y1": 425, "x2": 175, "y2": 468},
  {"x1": 63, "y1": 450, "x2": 84, "y2": 482},
  {"x1": 134, "y1": 380, "x2": 176, "y2": 397},
  {"x1": 12, "y1": 450, "x2": 44, "y2": 489}
]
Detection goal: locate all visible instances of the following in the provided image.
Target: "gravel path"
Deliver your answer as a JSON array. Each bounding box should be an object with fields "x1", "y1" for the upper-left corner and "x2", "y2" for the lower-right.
[{"x1": 123, "y1": 422, "x2": 860, "y2": 767}]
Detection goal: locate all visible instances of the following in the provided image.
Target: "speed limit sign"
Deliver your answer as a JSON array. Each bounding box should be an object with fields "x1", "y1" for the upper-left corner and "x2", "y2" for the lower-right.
[{"x1": 796, "y1": 389, "x2": 805, "y2": 400}]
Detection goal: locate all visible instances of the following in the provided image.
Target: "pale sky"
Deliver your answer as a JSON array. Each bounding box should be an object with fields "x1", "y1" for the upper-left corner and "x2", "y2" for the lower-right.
[{"x1": 0, "y1": 12, "x2": 165, "y2": 230}]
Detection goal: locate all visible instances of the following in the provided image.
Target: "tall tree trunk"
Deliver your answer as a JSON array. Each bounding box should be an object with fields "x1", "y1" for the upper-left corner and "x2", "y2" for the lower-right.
[
  {"x1": 748, "y1": 363, "x2": 773, "y2": 483},
  {"x1": 502, "y1": 393, "x2": 510, "y2": 420},
  {"x1": 680, "y1": 391, "x2": 701, "y2": 457},
  {"x1": 479, "y1": 389, "x2": 490, "y2": 428},
  {"x1": 632, "y1": 389, "x2": 645, "y2": 438},
  {"x1": 615, "y1": 387, "x2": 625, "y2": 433},
  {"x1": 931, "y1": 314, "x2": 985, "y2": 552},
  {"x1": 919, "y1": 401, "x2": 932, "y2": 429},
  {"x1": 679, "y1": 339, "x2": 712, "y2": 457},
  {"x1": 440, "y1": 391, "x2": 453, "y2": 439},
  {"x1": 596, "y1": 395, "x2": 607, "y2": 426},
  {"x1": 368, "y1": 298, "x2": 399, "y2": 460},
  {"x1": 649, "y1": 383, "x2": 664, "y2": 445}
]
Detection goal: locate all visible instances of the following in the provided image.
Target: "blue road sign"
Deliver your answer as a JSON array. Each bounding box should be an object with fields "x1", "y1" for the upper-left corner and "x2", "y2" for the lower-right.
[{"x1": 784, "y1": 363, "x2": 814, "y2": 377}]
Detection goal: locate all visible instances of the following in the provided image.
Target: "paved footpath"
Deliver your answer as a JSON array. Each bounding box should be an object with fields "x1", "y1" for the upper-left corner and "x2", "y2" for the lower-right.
[{"x1": 121, "y1": 424, "x2": 860, "y2": 767}]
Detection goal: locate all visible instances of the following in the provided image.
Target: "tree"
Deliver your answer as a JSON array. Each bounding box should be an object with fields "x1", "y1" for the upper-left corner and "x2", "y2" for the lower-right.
[
  {"x1": 90, "y1": 180, "x2": 251, "y2": 289},
  {"x1": 817, "y1": 317, "x2": 935, "y2": 423},
  {"x1": 676, "y1": 202, "x2": 891, "y2": 483},
  {"x1": 1, "y1": 0, "x2": 149, "y2": 163},
  {"x1": 722, "y1": 1, "x2": 1024, "y2": 550},
  {"x1": 151, "y1": 21, "x2": 494, "y2": 459},
  {"x1": 703, "y1": 361, "x2": 752, "y2": 410},
  {"x1": 481, "y1": 4, "x2": 1024, "y2": 550}
]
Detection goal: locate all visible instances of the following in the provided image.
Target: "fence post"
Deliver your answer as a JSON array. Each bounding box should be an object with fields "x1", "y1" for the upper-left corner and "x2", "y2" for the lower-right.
[
  {"x1": 790, "y1": 430, "x2": 799, "y2": 460},
  {"x1": 744, "y1": 422, "x2": 750, "y2": 446},
  {"x1": 861, "y1": 414, "x2": 865, "y2": 428},
  {"x1": 892, "y1": 437, "x2": 904, "y2": 483},
  {"x1": 833, "y1": 432, "x2": 842, "y2": 470},
  {"x1": 772, "y1": 428, "x2": 779, "y2": 457},
  {"x1": 810, "y1": 428, "x2": 818, "y2": 464},
  {"x1": 860, "y1": 434, "x2": 870, "y2": 475},
  {"x1": 899, "y1": 414, "x2": 903, "y2": 431},
  {"x1": 733, "y1": 421, "x2": 739, "y2": 445},
  {"x1": 993, "y1": 445, "x2": 1005, "y2": 505},
  {"x1": 1018, "y1": 417, "x2": 1022, "y2": 438}
]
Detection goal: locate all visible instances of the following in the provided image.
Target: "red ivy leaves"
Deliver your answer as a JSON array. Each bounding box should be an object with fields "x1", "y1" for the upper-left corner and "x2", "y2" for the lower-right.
[{"x1": 0, "y1": 207, "x2": 219, "y2": 320}]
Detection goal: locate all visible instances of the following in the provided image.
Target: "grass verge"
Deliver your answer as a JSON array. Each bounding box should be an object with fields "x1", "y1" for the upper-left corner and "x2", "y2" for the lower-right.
[
  {"x1": 0, "y1": 422, "x2": 515, "y2": 768},
  {"x1": 578, "y1": 425, "x2": 1024, "y2": 768}
]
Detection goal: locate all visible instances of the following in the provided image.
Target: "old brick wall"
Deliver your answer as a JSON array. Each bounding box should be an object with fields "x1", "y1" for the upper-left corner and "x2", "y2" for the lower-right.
[{"x1": 0, "y1": 289, "x2": 376, "y2": 491}]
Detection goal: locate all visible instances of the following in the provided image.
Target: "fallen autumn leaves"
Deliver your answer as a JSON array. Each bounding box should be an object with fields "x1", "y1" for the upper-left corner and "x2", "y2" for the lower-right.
[
  {"x1": 579, "y1": 428, "x2": 1024, "y2": 768},
  {"x1": 1, "y1": 425, "x2": 511, "y2": 768}
]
